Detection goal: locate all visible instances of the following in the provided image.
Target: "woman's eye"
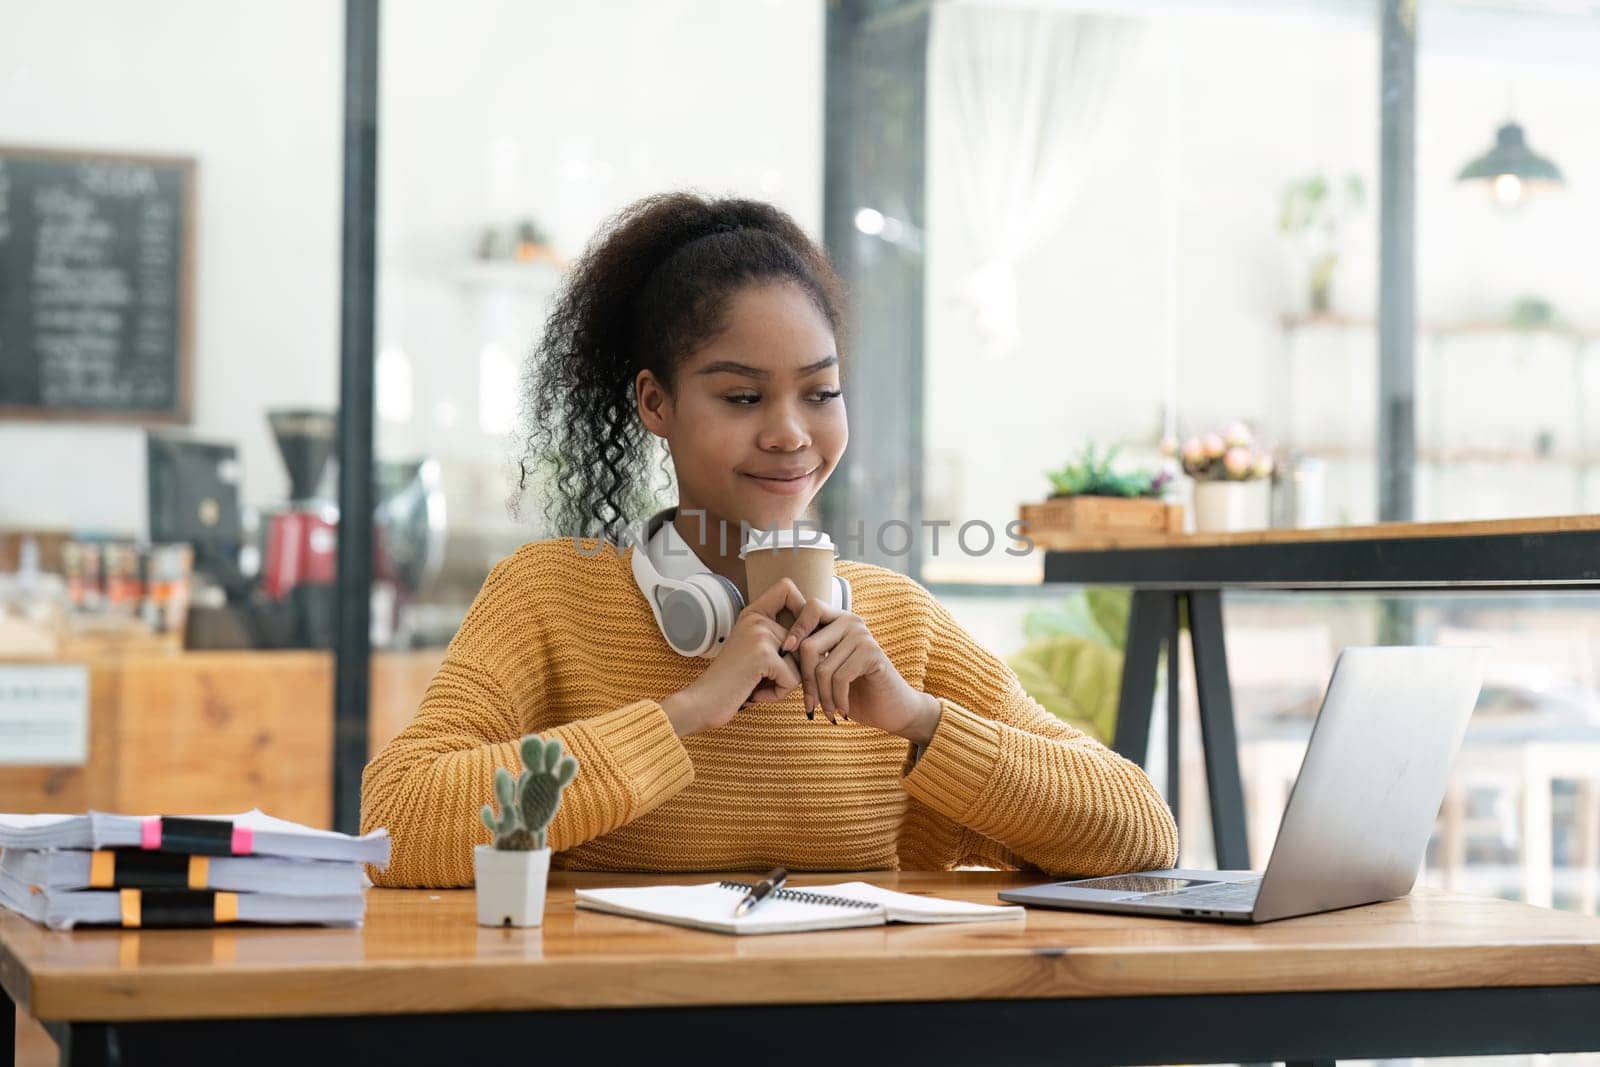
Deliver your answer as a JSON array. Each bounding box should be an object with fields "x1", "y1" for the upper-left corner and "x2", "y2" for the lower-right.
[{"x1": 722, "y1": 390, "x2": 842, "y2": 406}]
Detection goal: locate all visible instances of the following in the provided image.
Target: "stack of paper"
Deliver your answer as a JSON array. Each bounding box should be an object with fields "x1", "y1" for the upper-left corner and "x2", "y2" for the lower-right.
[{"x1": 0, "y1": 809, "x2": 390, "y2": 930}]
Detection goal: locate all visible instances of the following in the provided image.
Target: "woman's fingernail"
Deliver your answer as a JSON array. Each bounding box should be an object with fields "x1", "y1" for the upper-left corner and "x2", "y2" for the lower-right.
[{"x1": 782, "y1": 634, "x2": 797, "y2": 652}]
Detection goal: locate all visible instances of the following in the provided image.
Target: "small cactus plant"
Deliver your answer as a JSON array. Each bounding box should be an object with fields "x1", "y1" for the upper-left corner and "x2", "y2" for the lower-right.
[{"x1": 480, "y1": 735, "x2": 579, "y2": 851}]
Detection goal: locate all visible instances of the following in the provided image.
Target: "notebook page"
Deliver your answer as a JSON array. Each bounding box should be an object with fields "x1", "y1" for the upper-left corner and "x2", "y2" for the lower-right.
[
  {"x1": 227, "y1": 809, "x2": 390, "y2": 841},
  {"x1": 0, "y1": 813, "x2": 83, "y2": 830},
  {"x1": 86, "y1": 809, "x2": 387, "y2": 842},
  {"x1": 575, "y1": 882, "x2": 888, "y2": 934},
  {"x1": 0, "y1": 813, "x2": 93, "y2": 850},
  {"x1": 1, "y1": 811, "x2": 389, "y2": 864},
  {"x1": 810, "y1": 882, "x2": 1025, "y2": 923}
]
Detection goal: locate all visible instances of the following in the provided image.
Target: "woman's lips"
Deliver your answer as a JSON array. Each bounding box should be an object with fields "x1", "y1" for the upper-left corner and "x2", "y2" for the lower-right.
[{"x1": 742, "y1": 469, "x2": 817, "y2": 496}]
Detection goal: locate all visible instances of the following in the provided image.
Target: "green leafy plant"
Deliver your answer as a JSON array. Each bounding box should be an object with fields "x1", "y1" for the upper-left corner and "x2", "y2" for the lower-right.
[
  {"x1": 516, "y1": 218, "x2": 552, "y2": 246},
  {"x1": 1007, "y1": 588, "x2": 1191, "y2": 745},
  {"x1": 481, "y1": 735, "x2": 578, "y2": 851},
  {"x1": 1007, "y1": 588, "x2": 1135, "y2": 744},
  {"x1": 1508, "y1": 295, "x2": 1568, "y2": 332},
  {"x1": 1279, "y1": 172, "x2": 1366, "y2": 312},
  {"x1": 1021, "y1": 587, "x2": 1132, "y2": 649},
  {"x1": 1010, "y1": 635, "x2": 1121, "y2": 743},
  {"x1": 1045, "y1": 443, "x2": 1170, "y2": 500}
]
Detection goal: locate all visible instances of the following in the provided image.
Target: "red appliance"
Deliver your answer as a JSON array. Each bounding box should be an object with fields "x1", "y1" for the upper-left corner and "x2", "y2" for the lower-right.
[{"x1": 261, "y1": 410, "x2": 338, "y2": 601}]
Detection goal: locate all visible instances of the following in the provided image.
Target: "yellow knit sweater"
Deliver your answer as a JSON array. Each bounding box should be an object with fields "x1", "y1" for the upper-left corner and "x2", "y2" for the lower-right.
[{"x1": 361, "y1": 537, "x2": 1178, "y2": 887}]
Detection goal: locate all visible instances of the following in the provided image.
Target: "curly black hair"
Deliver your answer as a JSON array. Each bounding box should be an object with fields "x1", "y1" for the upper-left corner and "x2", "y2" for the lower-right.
[{"x1": 512, "y1": 191, "x2": 847, "y2": 546}]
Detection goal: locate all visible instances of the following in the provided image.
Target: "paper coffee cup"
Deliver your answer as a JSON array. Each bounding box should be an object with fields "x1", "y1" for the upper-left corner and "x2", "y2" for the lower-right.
[{"x1": 740, "y1": 528, "x2": 837, "y2": 629}]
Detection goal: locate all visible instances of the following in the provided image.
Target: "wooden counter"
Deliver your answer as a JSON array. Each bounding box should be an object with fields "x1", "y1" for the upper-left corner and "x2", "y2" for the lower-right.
[{"x1": 0, "y1": 648, "x2": 443, "y2": 828}]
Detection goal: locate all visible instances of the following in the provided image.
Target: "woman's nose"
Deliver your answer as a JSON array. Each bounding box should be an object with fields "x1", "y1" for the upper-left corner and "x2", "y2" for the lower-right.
[{"x1": 756, "y1": 400, "x2": 811, "y2": 452}]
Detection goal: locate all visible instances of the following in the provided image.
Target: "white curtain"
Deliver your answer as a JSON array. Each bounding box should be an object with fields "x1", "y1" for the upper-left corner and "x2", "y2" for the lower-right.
[{"x1": 932, "y1": 2, "x2": 1143, "y2": 360}]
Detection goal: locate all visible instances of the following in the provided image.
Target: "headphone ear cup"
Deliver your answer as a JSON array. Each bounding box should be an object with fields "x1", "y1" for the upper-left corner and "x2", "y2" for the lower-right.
[
  {"x1": 714, "y1": 573, "x2": 746, "y2": 615},
  {"x1": 657, "y1": 584, "x2": 718, "y2": 658},
  {"x1": 685, "y1": 572, "x2": 744, "y2": 657}
]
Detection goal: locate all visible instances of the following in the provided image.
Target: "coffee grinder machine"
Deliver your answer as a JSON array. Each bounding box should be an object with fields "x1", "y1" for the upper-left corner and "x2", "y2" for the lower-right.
[{"x1": 261, "y1": 409, "x2": 338, "y2": 602}]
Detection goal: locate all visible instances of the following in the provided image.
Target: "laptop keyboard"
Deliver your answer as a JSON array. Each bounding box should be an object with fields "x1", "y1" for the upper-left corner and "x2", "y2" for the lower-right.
[{"x1": 1136, "y1": 879, "x2": 1261, "y2": 909}]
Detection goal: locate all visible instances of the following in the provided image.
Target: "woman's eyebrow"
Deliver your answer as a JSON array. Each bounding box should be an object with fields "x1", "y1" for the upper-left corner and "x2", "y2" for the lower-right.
[{"x1": 694, "y1": 356, "x2": 838, "y2": 380}]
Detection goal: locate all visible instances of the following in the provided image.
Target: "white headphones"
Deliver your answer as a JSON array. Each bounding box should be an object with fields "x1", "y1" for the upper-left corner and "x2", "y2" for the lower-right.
[{"x1": 630, "y1": 507, "x2": 852, "y2": 659}]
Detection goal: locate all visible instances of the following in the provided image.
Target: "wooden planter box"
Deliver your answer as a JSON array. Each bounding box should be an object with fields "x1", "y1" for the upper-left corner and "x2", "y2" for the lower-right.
[{"x1": 1018, "y1": 496, "x2": 1185, "y2": 549}]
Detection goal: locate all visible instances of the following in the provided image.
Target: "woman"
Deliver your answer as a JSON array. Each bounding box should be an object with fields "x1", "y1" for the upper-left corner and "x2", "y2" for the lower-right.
[{"x1": 361, "y1": 192, "x2": 1177, "y2": 886}]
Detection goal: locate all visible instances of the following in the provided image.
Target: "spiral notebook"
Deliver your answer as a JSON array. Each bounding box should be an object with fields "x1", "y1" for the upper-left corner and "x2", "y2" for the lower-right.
[{"x1": 574, "y1": 880, "x2": 1024, "y2": 935}]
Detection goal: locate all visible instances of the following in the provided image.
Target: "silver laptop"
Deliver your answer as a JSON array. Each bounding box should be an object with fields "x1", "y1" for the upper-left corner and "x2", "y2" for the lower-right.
[{"x1": 999, "y1": 645, "x2": 1486, "y2": 923}]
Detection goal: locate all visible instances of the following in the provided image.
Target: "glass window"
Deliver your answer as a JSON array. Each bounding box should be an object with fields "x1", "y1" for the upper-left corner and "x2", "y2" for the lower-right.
[
  {"x1": 1414, "y1": 1, "x2": 1600, "y2": 520},
  {"x1": 0, "y1": 4, "x2": 344, "y2": 843},
  {"x1": 925, "y1": 2, "x2": 1379, "y2": 581},
  {"x1": 926, "y1": 0, "x2": 1600, "y2": 920},
  {"x1": 371, "y1": 0, "x2": 826, "y2": 665}
]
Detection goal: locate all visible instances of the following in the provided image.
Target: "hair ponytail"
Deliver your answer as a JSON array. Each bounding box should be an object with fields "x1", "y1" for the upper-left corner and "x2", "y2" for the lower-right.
[{"x1": 512, "y1": 192, "x2": 846, "y2": 545}]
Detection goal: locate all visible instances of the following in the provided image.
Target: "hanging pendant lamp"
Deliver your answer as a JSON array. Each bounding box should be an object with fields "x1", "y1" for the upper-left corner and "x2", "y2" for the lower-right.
[{"x1": 1457, "y1": 120, "x2": 1565, "y2": 208}]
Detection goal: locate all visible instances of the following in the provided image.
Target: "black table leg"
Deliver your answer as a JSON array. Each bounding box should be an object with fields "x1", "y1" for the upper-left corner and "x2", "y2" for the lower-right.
[
  {"x1": 41, "y1": 1022, "x2": 117, "y2": 1067},
  {"x1": 1166, "y1": 592, "x2": 1182, "y2": 830},
  {"x1": 1188, "y1": 589, "x2": 1251, "y2": 870},
  {"x1": 3, "y1": 981, "x2": 14, "y2": 1067},
  {"x1": 1114, "y1": 590, "x2": 1173, "y2": 767}
]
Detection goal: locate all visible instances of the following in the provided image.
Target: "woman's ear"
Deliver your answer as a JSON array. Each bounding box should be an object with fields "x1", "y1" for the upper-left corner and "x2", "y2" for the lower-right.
[{"x1": 635, "y1": 369, "x2": 672, "y2": 437}]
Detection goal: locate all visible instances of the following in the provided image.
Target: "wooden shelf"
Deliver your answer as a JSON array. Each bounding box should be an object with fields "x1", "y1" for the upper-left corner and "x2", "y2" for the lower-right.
[
  {"x1": 918, "y1": 557, "x2": 1043, "y2": 587},
  {"x1": 1287, "y1": 444, "x2": 1600, "y2": 465},
  {"x1": 455, "y1": 260, "x2": 563, "y2": 293},
  {"x1": 1282, "y1": 312, "x2": 1600, "y2": 341}
]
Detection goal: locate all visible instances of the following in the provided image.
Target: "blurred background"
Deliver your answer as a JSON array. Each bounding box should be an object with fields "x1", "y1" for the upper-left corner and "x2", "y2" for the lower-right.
[{"x1": 3, "y1": 0, "x2": 1600, "y2": 1030}]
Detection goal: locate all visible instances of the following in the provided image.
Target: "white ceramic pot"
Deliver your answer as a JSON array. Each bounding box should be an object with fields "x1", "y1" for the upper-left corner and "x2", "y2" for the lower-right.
[
  {"x1": 1192, "y1": 479, "x2": 1270, "y2": 533},
  {"x1": 473, "y1": 844, "x2": 551, "y2": 927}
]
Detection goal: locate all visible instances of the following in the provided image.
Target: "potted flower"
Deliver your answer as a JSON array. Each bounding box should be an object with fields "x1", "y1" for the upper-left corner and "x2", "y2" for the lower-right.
[
  {"x1": 1019, "y1": 443, "x2": 1183, "y2": 548},
  {"x1": 476, "y1": 734, "x2": 578, "y2": 927},
  {"x1": 1169, "y1": 422, "x2": 1275, "y2": 533}
]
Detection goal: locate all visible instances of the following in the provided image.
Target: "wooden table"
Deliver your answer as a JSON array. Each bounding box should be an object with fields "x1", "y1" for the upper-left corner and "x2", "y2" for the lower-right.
[
  {"x1": 1042, "y1": 514, "x2": 1600, "y2": 871},
  {"x1": 7, "y1": 871, "x2": 1600, "y2": 1066}
]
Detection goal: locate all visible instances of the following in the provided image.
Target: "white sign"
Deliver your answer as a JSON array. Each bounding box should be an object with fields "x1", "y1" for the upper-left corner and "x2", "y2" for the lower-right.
[{"x1": 0, "y1": 664, "x2": 89, "y2": 765}]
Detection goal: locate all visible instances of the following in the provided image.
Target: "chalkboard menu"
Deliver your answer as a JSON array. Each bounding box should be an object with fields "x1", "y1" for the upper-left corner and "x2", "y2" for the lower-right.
[{"x1": 0, "y1": 146, "x2": 194, "y2": 423}]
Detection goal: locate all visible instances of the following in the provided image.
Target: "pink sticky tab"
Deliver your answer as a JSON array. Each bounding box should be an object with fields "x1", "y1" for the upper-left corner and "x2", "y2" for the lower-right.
[
  {"x1": 140, "y1": 817, "x2": 161, "y2": 850},
  {"x1": 231, "y1": 826, "x2": 254, "y2": 855}
]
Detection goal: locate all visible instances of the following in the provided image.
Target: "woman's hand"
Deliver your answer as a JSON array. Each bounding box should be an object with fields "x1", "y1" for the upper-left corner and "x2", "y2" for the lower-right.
[
  {"x1": 779, "y1": 598, "x2": 942, "y2": 746},
  {"x1": 659, "y1": 579, "x2": 808, "y2": 738}
]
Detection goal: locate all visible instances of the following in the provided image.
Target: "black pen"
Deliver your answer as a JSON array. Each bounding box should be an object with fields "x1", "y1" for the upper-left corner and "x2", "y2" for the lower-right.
[{"x1": 733, "y1": 867, "x2": 788, "y2": 917}]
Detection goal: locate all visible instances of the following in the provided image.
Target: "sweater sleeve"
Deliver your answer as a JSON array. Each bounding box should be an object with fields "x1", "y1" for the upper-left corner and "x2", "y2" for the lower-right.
[
  {"x1": 896, "y1": 584, "x2": 1178, "y2": 877},
  {"x1": 360, "y1": 557, "x2": 696, "y2": 888}
]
